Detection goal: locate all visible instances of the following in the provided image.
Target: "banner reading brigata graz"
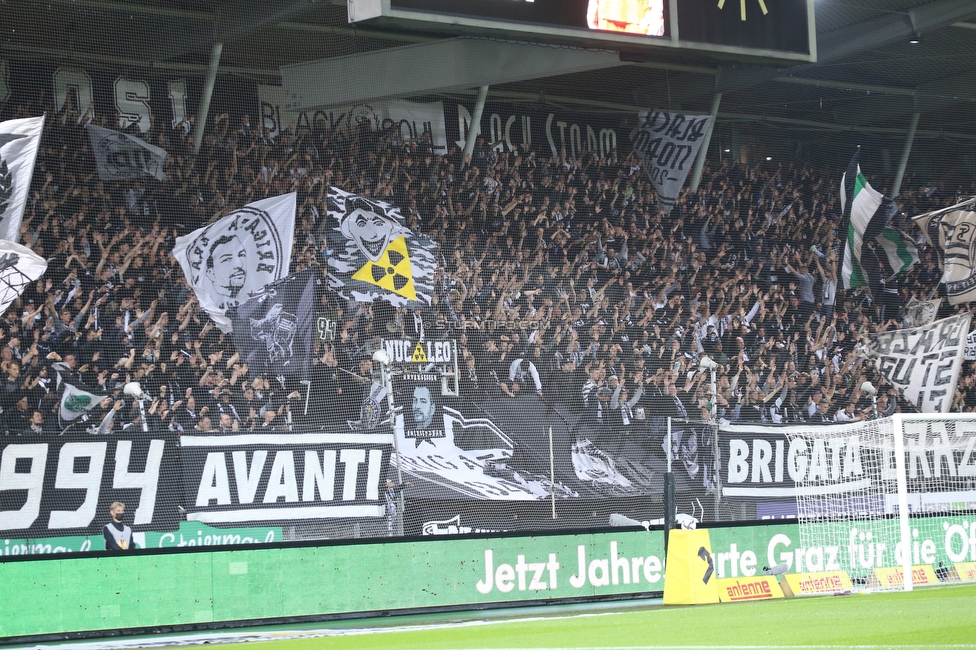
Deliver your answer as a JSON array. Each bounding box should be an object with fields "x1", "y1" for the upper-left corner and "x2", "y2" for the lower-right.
[
  {"x1": 720, "y1": 419, "x2": 976, "y2": 518},
  {"x1": 180, "y1": 432, "x2": 394, "y2": 525},
  {"x1": 0, "y1": 433, "x2": 179, "y2": 537}
]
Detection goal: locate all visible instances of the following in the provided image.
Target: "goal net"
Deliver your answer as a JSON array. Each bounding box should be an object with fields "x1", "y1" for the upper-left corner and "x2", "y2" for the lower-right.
[{"x1": 785, "y1": 413, "x2": 976, "y2": 592}]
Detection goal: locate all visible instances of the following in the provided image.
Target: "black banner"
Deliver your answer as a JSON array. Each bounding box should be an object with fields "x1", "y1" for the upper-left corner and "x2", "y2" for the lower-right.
[
  {"x1": 230, "y1": 268, "x2": 320, "y2": 379},
  {"x1": 0, "y1": 433, "x2": 179, "y2": 537},
  {"x1": 180, "y1": 433, "x2": 395, "y2": 526}
]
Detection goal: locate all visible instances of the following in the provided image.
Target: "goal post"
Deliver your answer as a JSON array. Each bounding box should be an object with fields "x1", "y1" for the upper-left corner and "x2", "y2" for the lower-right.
[{"x1": 784, "y1": 413, "x2": 976, "y2": 593}]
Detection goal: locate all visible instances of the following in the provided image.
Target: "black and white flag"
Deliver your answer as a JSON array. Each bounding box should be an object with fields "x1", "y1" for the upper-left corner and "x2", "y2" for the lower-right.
[
  {"x1": 0, "y1": 239, "x2": 47, "y2": 314},
  {"x1": 0, "y1": 115, "x2": 44, "y2": 243},
  {"x1": 229, "y1": 268, "x2": 318, "y2": 379},
  {"x1": 172, "y1": 193, "x2": 296, "y2": 332},
  {"x1": 913, "y1": 202, "x2": 976, "y2": 305},
  {"x1": 903, "y1": 297, "x2": 941, "y2": 328},
  {"x1": 87, "y1": 124, "x2": 168, "y2": 182},
  {"x1": 860, "y1": 312, "x2": 971, "y2": 413},
  {"x1": 966, "y1": 329, "x2": 976, "y2": 362},
  {"x1": 325, "y1": 188, "x2": 437, "y2": 307},
  {"x1": 631, "y1": 111, "x2": 711, "y2": 214}
]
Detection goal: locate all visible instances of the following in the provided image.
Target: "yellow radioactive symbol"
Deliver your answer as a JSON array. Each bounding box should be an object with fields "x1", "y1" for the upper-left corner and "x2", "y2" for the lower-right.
[
  {"x1": 351, "y1": 236, "x2": 418, "y2": 301},
  {"x1": 411, "y1": 341, "x2": 428, "y2": 363}
]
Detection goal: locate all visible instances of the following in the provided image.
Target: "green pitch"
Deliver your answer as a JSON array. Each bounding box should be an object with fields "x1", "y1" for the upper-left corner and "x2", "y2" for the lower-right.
[{"x1": 229, "y1": 583, "x2": 976, "y2": 649}]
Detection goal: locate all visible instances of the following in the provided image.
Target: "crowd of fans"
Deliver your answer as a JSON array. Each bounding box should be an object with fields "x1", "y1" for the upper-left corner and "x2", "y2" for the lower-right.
[{"x1": 1, "y1": 94, "x2": 975, "y2": 443}]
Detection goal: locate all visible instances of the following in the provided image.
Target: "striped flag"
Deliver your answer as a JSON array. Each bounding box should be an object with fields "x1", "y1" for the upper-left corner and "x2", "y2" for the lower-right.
[
  {"x1": 840, "y1": 149, "x2": 896, "y2": 289},
  {"x1": 876, "y1": 227, "x2": 919, "y2": 279}
]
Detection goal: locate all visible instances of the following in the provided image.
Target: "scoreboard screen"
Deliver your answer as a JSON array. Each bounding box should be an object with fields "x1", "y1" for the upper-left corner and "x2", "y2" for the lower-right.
[
  {"x1": 349, "y1": 0, "x2": 815, "y2": 63},
  {"x1": 389, "y1": 0, "x2": 667, "y2": 37}
]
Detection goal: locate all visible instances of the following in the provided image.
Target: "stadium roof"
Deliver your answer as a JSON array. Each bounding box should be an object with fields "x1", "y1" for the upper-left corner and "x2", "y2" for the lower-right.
[{"x1": 3, "y1": 0, "x2": 976, "y2": 142}]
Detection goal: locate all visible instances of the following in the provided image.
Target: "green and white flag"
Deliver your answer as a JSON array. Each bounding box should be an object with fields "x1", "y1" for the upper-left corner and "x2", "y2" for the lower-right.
[
  {"x1": 876, "y1": 227, "x2": 919, "y2": 279},
  {"x1": 840, "y1": 149, "x2": 894, "y2": 289},
  {"x1": 58, "y1": 380, "x2": 106, "y2": 422}
]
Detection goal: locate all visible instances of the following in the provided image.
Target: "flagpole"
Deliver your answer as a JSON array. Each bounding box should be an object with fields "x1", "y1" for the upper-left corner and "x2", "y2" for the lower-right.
[
  {"x1": 909, "y1": 196, "x2": 976, "y2": 222},
  {"x1": 548, "y1": 426, "x2": 556, "y2": 520}
]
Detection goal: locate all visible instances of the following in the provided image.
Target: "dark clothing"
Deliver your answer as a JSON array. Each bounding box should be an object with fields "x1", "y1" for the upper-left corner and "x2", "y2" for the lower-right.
[{"x1": 103, "y1": 520, "x2": 134, "y2": 552}]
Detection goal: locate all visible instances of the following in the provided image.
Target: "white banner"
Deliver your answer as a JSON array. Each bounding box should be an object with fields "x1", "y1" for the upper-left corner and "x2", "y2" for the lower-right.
[
  {"x1": 0, "y1": 115, "x2": 44, "y2": 243},
  {"x1": 257, "y1": 85, "x2": 447, "y2": 154},
  {"x1": 172, "y1": 193, "x2": 296, "y2": 333},
  {"x1": 914, "y1": 207, "x2": 976, "y2": 305},
  {"x1": 87, "y1": 124, "x2": 167, "y2": 181},
  {"x1": 860, "y1": 312, "x2": 971, "y2": 413},
  {"x1": 903, "y1": 297, "x2": 941, "y2": 328},
  {"x1": 631, "y1": 111, "x2": 711, "y2": 213},
  {"x1": 966, "y1": 329, "x2": 976, "y2": 362},
  {"x1": 0, "y1": 239, "x2": 47, "y2": 314}
]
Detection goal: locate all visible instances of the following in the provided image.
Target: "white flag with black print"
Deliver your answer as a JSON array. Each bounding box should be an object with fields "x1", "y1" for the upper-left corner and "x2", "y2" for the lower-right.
[
  {"x1": 324, "y1": 188, "x2": 437, "y2": 307},
  {"x1": 903, "y1": 296, "x2": 941, "y2": 328},
  {"x1": 631, "y1": 111, "x2": 711, "y2": 214},
  {"x1": 0, "y1": 239, "x2": 47, "y2": 314},
  {"x1": 0, "y1": 115, "x2": 44, "y2": 243},
  {"x1": 966, "y1": 329, "x2": 976, "y2": 362},
  {"x1": 87, "y1": 124, "x2": 168, "y2": 182},
  {"x1": 860, "y1": 312, "x2": 971, "y2": 413},
  {"x1": 913, "y1": 202, "x2": 976, "y2": 305},
  {"x1": 172, "y1": 193, "x2": 296, "y2": 333}
]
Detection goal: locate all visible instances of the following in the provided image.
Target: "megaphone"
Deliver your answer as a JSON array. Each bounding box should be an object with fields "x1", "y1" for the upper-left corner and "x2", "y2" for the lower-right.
[
  {"x1": 699, "y1": 356, "x2": 719, "y2": 370},
  {"x1": 123, "y1": 382, "x2": 145, "y2": 399}
]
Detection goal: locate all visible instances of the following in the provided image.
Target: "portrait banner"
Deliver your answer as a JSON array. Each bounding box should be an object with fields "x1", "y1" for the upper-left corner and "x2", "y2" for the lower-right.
[
  {"x1": 325, "y1": 188, "x2": 437, "y2": 306},
  {"x1": 904, "y1": 297, "x2": 941, "y2": 328},
  {"x1": 172, "y1": 193, "x2": 296, "y2": 332},
  {"x1": 860, "y1": 312, "x2": 971, "y2": 413},
  {"x1": 394, "y1": 372, "x2": 445, "y2": 447}
]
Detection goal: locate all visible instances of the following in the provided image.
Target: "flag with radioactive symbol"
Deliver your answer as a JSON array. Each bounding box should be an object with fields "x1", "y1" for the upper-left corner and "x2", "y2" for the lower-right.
[{"x1": 325, "y1": 188, "x2": 438, "y2": 306}]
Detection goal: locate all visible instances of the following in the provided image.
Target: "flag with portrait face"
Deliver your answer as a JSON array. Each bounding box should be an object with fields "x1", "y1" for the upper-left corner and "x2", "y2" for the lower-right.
[
  {"x1": 324, "y1": 188, "x2": 437, "y2": 307},
  {"x1": 172, "y1": 193, "x2": 296, "y2": 332}
]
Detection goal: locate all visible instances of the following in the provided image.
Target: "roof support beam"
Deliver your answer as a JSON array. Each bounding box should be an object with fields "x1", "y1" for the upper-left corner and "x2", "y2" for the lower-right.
[
  {"x1": 776, "y1": 76, "x2": 916, "y2": 97},
  {"x1": 281, "y1": 39, "x2": 623, "y2": 108}
]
